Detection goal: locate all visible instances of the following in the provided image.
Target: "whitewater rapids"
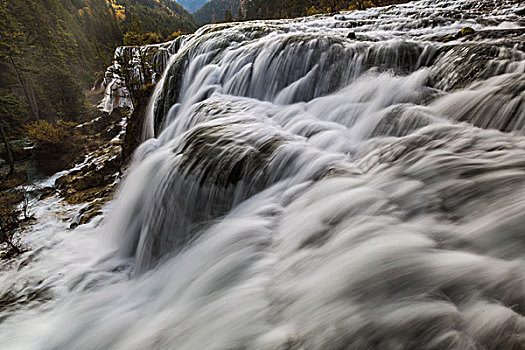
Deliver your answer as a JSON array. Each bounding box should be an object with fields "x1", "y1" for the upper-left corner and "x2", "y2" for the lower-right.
[{"x1": 1, "y1": 0, "x2": 525, "y2": 349}]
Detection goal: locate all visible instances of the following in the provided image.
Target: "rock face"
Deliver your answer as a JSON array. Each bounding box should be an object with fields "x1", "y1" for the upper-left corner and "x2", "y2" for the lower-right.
[
  {"x1": 51, "y1": 90, "x2": 155, "y2": 227},
  {"x1": 121, "y1": 85, "x2": 155, "y2": 164},
  {"x1": 55, "y1": 142, "x2": 121, "y2": 226},
  {"x1": 100, "y1": 40, "x2": 183, "y2": 114}
]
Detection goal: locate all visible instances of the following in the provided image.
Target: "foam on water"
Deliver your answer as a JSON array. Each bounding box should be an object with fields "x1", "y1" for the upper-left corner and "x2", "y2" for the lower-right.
[{"x1": 1, "y1": 0, "x2": 525, "y2": 349}]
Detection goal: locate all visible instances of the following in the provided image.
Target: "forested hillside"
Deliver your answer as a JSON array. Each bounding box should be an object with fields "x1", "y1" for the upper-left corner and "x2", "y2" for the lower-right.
[
  {"x1": 243, "y1": 0, "x2": 412, "y2": 20},
  {"x1": 0, "y1": 0, "x2": 196, "y2": 135},
  {"x1": 195, "y1": 0, "x2": 410, "y2": 24},
  {"x1": 194, "y1": 0, "x2": 241, "y2": 24}
]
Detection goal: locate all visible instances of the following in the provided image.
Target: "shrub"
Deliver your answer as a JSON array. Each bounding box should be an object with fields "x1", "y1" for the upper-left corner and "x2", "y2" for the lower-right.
[{"x1": 24, "y1": 120, "x2": 86, "y2": 174}]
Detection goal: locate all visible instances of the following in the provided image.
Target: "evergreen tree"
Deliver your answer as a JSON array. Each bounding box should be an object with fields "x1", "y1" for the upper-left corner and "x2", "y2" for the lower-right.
[{"x1": 224, "y1": 9, "x2": 234, "y2": 22}]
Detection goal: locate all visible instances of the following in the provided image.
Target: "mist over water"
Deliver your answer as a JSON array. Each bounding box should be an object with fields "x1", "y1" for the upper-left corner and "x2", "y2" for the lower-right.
[{"x1": 2, "y1": 0, "x2": 525, "y2": 349}]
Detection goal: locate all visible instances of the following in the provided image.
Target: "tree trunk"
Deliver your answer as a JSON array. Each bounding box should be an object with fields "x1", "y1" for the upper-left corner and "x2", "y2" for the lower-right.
[
  {"x1": 0, "y1": 124, "x2": 15, "y2": 175},
  {"x1": 8, "y1": 55, "x2": 40, "y2": 120}
]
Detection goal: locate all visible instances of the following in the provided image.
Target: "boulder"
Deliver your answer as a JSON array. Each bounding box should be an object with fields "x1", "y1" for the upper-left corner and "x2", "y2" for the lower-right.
[
  {"x1": 72, "y1": 172, "x2": 105, "y2": 191},
  {"x1": 38, "y1": 187, "x2": 56, "y2": 200},
  {"x1": 443, "y1": 26, "x2": 476, "y2": 42}
]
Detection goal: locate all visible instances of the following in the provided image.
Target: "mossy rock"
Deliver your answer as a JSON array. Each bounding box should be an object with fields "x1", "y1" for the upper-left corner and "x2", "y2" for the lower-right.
[
  {"x1": 78, "y1": 208, "x2": 103, "y2": 225},
  {"x1": 0, "y1": 190, "x2": 24, "y2": 205},
  {"x1": 38, "y1": 187, "x2": 56, "y2": 200},
  {"x1": 71, "y1": 194, "x2": 111, "y2": 226},
  {"x1": 460, "y1": 27, "x2": 475, "y2": 36},
  {"x1": 55, "y1": 173, "x2": 76, "y2": 189},
  {"x1": 64, "y1": 185, "x2": 113, "y2": 205},
  {"x1": 443, "y1": 34, "x2": 456, "y2": 43},
  {"x1": 72, "y1": 171, "x2": 106, "y2": 191},
  {"x1": 443, "y1": 26, "x2": 476, "y2": 42}
]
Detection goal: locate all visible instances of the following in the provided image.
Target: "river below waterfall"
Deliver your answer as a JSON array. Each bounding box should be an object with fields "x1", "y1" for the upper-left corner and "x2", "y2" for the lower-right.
[{"x1": 1, "y1": 0, "x2": 525, "y2": 349}]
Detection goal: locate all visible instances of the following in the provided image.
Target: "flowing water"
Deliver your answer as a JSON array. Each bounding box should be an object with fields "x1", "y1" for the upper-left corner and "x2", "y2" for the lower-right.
[{"x1": 2, "y1": 0, "x2": 525, "y2": 348}]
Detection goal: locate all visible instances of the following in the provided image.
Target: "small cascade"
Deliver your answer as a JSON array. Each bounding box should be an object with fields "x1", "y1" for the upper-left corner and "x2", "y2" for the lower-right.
[{"x1": 100, "y1": 37, "x2": 185, "y2": 113}]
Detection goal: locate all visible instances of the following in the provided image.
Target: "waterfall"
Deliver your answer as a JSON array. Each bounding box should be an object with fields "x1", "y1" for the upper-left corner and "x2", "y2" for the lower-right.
[{"x1": 1, "y1": 0, "x2": 525, "y2": 349}]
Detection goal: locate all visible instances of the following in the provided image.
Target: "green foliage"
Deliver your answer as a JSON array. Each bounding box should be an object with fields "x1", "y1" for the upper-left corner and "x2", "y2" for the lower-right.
[
  {"x1": 117, "y1": 0, "x2": 197, "y2": 41},
  {"x1": 24, "y1": 120, "x2": 87, "y2": 173},
  {"x1": 0, "y1": 0, "x2": 198, "y2": 141},
  {"x1": 41, "y1": 67, "x2": 85, "y2": 121},
  {"x1": 124, "y1": 31, "x2": 165, "y2": 46},
  {"x1": 25, "y1": 120, "x2": 78, "y2": 145},
  {"x1": 224, "y1": 9, "x2": 234, "y2": 22},
  {"x1": 242, "y1": 0, "x2": 411, "y2": 21},
  {"x1": 167, "y1": 31, "x2": 183, "y2": 41},
  {"x1": 123, "y1": 30, "x2": 144, "y2": 46},
  {"x1": 194, "y1": 0, "x2": 241, "y2": 24},
  {"x1": 0, "y1": 94, "x2": 26, "y2": 131}
]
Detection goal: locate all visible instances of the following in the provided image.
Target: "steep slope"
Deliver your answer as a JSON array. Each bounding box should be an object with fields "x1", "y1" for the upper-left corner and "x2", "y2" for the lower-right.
[
  {"x1": 194, "y1": 0, "x2": 241, "y2": 24},
  {"x1": 193, "y1": 0, "x2": 414, "y2": 24},
  {"x1": 0, "y1": 0, "x2": 197, "y2": 134},
  {"x1": 241, "y1": 0, "x2": 414, "y2": 20},
  {"x1": 112, "y1": 0, "x2": 198, "y2": 36},
  {"x1": 176, "y1": 0, "x2": 210, "y2": 13}
]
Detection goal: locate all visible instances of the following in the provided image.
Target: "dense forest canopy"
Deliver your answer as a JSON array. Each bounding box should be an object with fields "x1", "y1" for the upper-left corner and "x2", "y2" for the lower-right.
[
  {"x1": 243, "y1": 0, "x2": 411, "y2": 20},
  {"x1": 0, "y1": 0, "x2": 196, "y2": 136},
  {"x1": 194, "y1": 0, "x2": 241, "y2": 24},
  {"x1": 195, "y1": 0, "x2": 410, "y2": 24}
]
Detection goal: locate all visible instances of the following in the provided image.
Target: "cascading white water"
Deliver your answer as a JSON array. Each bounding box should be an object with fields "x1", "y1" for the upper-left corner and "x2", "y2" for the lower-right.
[{"x1": 1, "y1": 0, "x2": 525, "y2": 349}]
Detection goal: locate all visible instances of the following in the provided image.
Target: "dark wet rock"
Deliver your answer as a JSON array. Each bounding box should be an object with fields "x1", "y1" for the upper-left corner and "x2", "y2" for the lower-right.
[
  {"x1": 72, "y1": 171, "x2": 106, "y2": 191},
  {"x1": 0, "y1": 140, "x2": 32, "y2": 163},
  {"x1": 54, "y1": 174, "x2": 73, "y2": 190},
  {"x1": 122, "y1": 85, "x2": 155, "y2": 164},
  {"x1": 443, "y1": 26, "x2": 475, "y2": 42},
  {"x1": 0, "y1": 279, "x2": 53, "y2": 314},
  {"x1": 433, "y1": 73, "x2": 525, "y2": 134},
  {"x1": 430, "y1": 43, "x2": 500, "y2": 91},
  {"x1": 178, "y1": 124, "x2": 284, "y2": 187},
  {"x1": 347, "y1": 32, "x2": 356, "y2": 39},
  {"x1": 77, "y1": 200, "x2": 105, "y2": 226},
  {"x1": 459, "y1": 28, "x2": 525, "y2": 51},
  {"x1": 0, "y1": 172, "x2": 27, "y2": 191},
  {"x1": 63, "y1": 185, "x2": 115, "y2": 206},
  {"x1": 52, "y1": 138, "x2": 121, "y2": 229},
  {"x1": 49, "y1": 92, "x2": 153, "y2": 229},
  {"x1": 38, "y1": 187, "x2": 56, "y2": 200}
]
